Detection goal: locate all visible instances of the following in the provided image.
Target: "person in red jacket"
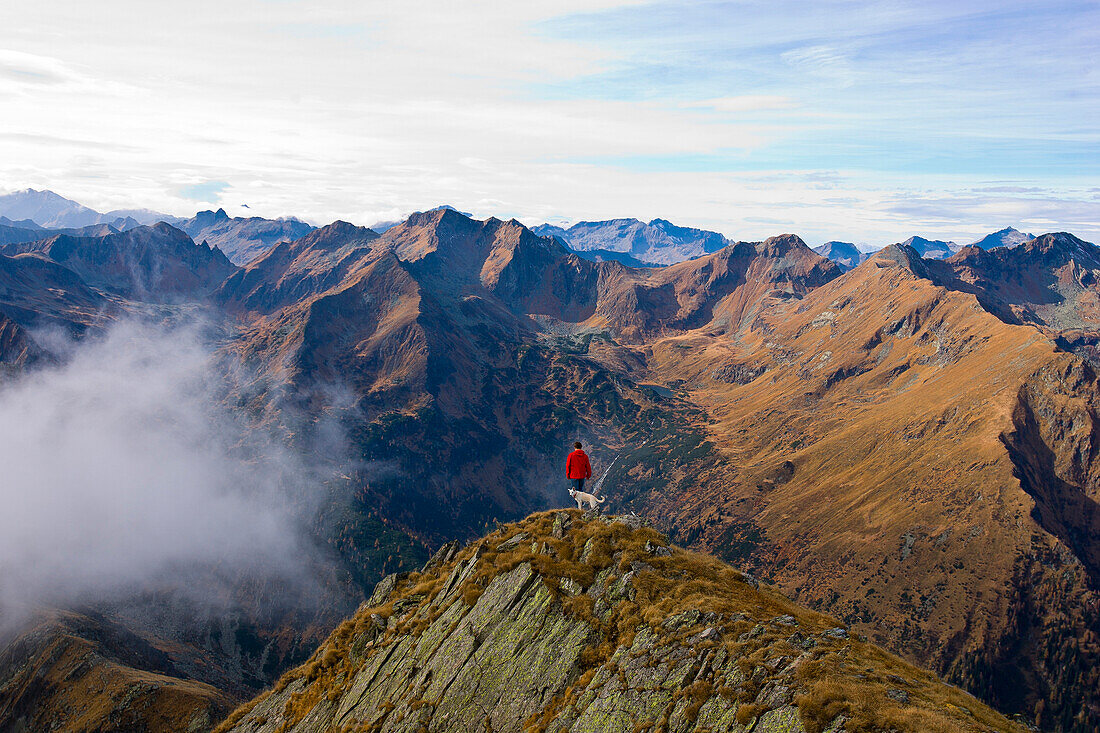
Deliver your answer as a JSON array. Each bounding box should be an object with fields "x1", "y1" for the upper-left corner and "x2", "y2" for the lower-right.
[{"x1": 566, "y1": 441, "x2": 592, "y2": 493}]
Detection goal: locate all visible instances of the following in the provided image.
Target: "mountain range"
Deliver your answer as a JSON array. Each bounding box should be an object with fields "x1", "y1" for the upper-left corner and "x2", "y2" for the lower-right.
[
  {"x1": 0, "y1": 188, "x2": 163, "y2": 230},
  {"x1": 533, "y1": 217, "x2": 730, "y2": 265},
  {"x1": 1, "y1": 188, "x2": 1042, "y2": 270},
  {"x1": 0, "y1": 193, "x2": 1096, "y2": 730},
  {"x1": 175, "y1": 208, "x2": 315, "y2": 265},
  {"x1": 813, "y1": 229, "x2": 1038, "y2": 271}
]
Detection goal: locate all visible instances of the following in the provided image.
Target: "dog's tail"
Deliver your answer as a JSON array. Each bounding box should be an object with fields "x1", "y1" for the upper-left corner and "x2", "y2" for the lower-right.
[{"x1": 597, "y1": 495, "x2": 606, "y2": 503}]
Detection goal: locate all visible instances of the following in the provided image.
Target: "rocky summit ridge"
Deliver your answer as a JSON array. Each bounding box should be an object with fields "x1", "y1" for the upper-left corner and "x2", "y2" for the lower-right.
[{"x1": 218, "y1": 512, "x2": 1018, "y2": 733}]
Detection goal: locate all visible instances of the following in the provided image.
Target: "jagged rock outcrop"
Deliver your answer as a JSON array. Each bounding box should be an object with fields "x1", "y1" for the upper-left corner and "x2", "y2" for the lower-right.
[{"x1": 217, "y1": 513, "x2": 1017, "y2": 733}]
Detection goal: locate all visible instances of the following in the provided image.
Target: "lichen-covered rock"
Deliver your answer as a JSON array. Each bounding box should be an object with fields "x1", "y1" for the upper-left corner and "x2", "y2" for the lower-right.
[{"x1": 217, "y1": 512, "x2": 1021, "y2": 733}]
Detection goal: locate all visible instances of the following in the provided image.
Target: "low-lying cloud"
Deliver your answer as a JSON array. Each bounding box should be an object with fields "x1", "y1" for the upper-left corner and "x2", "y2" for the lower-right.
[{"x1": 0, "y1": 320, "x2": 334, "y2": 630}]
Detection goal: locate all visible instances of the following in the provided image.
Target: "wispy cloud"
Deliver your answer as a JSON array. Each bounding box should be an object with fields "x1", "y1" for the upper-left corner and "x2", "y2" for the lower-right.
[
  {"x1": 780, "y1": 45, "x2": 856, "y2": 87},
  {"x1": 0, "y1": 48, "x2": 133, "y2": 96},
  {"x1": 684, "y1": 95, "x2": 799, "y2": 113}
]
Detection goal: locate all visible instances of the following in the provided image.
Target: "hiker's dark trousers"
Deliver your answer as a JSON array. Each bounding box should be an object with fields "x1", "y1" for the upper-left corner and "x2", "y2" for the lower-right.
[{"x1": 571, "y1": 478, "x2": 586, "y2": 492}]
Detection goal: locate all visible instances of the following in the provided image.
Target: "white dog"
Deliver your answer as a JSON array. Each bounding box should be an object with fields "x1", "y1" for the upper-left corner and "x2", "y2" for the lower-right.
[{"x1": 569, "y1": 487, "x2": 606, "y2": 511}]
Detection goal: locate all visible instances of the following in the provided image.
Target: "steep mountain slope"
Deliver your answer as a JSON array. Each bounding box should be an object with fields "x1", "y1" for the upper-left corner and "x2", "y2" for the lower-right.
[
  {"x1": 0, "y1": 610, "x2": 232, "y2": 733},
  {"x1": 214, "y1": 221, "x2": 379, "y2": 314},
  {"x1": 534, "y1": 218, "x2": 729, "y2": 265},
  {"x1": 0, "y1": 250, "x2": 107, "y2": 333},
  {"x1": 1, "y1": 223, "x2": 236, "y2": 298},
  {"x1": 219, "y1": 512, "x2": 1017, "y2": 733},
  {"x1": 970, "y1": 228, "x2": 1034, "y2": 250},
  {"x1": 226, "y1": 212, "x2": 839, "y2": 545},
  {"x1": 0, "y1": 311, "x2": 49, "y2": 367},
  {"x1": 177, "y1": 208, "x2": 316, "y2": 265},
  {"x1": 616, "y1": 244, "x2": 1100, "y2": 729},
  {"x1": 813, "y1": 241, "x2": 865, "y2": 270},
  {"x1": 938, "y1": 233, "x2": 1100, "y2": 336}
]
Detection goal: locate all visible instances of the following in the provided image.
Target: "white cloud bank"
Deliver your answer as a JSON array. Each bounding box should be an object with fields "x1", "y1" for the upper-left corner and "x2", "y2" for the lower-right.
[{"x1": 0, "y1": 321, "x2": 329, "y2": 629}]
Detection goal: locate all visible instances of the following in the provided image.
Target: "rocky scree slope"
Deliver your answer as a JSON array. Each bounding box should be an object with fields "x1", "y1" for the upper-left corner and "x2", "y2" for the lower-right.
[{"x1": 218, "y1": 512, "x2": 1017, "y2": 733}]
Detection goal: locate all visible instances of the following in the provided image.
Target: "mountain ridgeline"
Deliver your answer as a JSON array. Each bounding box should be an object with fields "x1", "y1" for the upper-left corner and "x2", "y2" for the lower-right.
[
  {"x1": 217, "y1": 512, "x2": 1018, "y2": 733},
  {"x1": 0, "y1": 202, "x2": 1098, "y2": 731}
]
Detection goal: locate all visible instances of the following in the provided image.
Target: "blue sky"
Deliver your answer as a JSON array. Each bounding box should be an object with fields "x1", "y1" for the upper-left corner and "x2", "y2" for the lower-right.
[
  {"x1": 537, "y1": 1, "x2": 1099, "y2": 176},
  {"x1": 0, "y1": 0, "x2": 1096, "y2": 244}
]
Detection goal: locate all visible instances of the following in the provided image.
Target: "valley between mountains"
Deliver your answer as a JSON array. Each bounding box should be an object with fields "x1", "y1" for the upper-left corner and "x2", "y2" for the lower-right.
[{"x1": 1, "y1": 205, "x2": 1098, "y2": 731}]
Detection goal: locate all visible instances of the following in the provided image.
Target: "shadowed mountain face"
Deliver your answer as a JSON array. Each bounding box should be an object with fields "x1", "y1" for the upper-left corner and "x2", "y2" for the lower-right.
[
  {"x1": 0, "y1": 610, "x2": 233, "y2": 732},
  {"x1": 177, "y1": 208, "x2": 316, "y2": 265},
  {"x1": 0, "y1": 250, "x2": 107, "y2": 334},
  {"x1": 214, "y1": 220, "x2": 380, "y2": 314},
  {"x1": 2, "y1": 210, "x2": 1100, "y2": 730},
  {"x1": 0, "y1": 312, "x2": 49, "y2": 368},
  {"x1": 0, "y1": 222, "x2": 119, "y2": 246},
  {"x1": 0, "y1": 223, "x2": 235, "y2": 299}
]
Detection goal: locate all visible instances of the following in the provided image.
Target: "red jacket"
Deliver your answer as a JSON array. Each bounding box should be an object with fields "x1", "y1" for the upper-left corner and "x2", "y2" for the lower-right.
[{"x1": 566, "y1": 449, "x2": 592, "y2": 480}]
